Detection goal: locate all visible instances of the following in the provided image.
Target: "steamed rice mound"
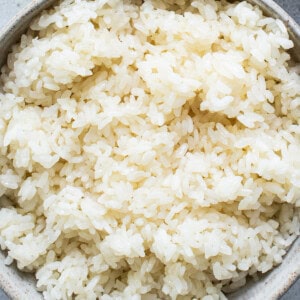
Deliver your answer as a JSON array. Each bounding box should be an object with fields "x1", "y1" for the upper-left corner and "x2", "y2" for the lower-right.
[{"x1": 0, "y1": 0, "x2": 299, "y2": 299}]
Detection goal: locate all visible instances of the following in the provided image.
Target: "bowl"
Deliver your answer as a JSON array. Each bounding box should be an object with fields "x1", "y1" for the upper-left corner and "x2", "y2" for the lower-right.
[{"x1": 0, "y1": 1, "x2": 299, "y2": 299}]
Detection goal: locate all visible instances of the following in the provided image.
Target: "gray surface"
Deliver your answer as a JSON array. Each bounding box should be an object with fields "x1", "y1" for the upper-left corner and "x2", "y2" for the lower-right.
[
  {"x1": 0, "y1": 0, "x2": 299, "y2": 299},
  {"x1": 0, "y1": 289, "x2": 6, "y2": 299}
]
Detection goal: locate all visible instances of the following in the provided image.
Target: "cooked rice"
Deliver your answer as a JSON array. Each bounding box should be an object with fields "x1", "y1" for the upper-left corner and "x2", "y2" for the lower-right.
[{"x1": 0, "y1": 0, "x2": 300, "y2": 299}]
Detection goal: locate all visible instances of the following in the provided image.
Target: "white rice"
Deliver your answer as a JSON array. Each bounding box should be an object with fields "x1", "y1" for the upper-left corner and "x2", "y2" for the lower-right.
[{"x1": 0, "y1": 0, "x2": 299, "y2": 299}]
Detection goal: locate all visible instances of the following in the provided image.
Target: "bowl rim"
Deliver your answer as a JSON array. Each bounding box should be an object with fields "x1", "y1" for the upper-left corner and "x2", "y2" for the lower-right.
[{"x1": 0, "y1": 0, "x2": 299, "y2": 299}]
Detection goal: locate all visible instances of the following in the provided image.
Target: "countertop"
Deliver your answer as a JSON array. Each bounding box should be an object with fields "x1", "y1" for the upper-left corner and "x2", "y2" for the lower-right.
[{"x1": 0, "y1": 0, "x2": 299, "y2": 299}]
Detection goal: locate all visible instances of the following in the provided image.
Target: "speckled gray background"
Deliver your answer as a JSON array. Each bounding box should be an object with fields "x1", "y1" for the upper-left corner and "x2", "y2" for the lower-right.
[{"x1": 0, "y1": 0, "x2": 299, "y2": 299}]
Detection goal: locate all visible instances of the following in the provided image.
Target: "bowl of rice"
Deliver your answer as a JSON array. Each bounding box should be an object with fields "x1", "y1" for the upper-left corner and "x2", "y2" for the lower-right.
[{"x1": 0, "y1": 0, "x2": 299, "y2": 299}]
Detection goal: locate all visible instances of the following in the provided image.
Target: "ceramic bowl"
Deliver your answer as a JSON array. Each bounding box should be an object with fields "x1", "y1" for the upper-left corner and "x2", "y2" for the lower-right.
[{"x1": 0, "y1": 1, "x2": 299, "y2": 299}]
